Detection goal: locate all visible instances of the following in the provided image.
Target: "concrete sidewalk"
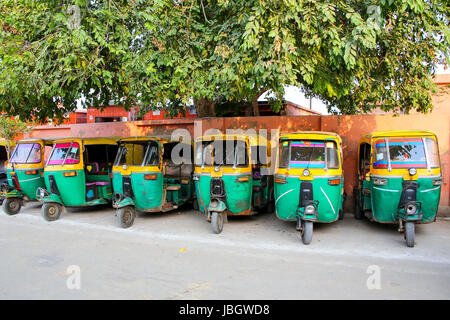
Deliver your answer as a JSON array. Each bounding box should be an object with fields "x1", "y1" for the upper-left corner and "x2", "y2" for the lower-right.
[{"x1": 0, "y1": 203, "x2": 449, "y2": 299}]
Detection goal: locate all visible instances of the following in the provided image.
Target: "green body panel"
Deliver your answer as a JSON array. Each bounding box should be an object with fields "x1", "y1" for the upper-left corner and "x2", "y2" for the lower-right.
[
  {"x1": 6, "y1": 168, "x2": 45, "y2": 200},
  {"x1": 363, "y1": 177, "x2": 440, "y2": 223},
  {"x1": 195, "y1": 174, "x2": 258, "y2": 215},
  {"x1": 43, "y1": 170, "x2": 112, "y2": 207},
  {"x1": 274, "y1": 177, "x2": 343, "y2": 223},
  {"x1": 112, "y1": 172, "x2": 194, "y2": 212}
]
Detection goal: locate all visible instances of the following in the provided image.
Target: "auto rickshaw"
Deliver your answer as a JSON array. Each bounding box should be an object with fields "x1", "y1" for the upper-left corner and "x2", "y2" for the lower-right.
[
  {"x1": 1, "y1": 138, "x2": 54, "y2": 214},
  {"x1": 112, "y1": 136, "x2": 195, "y2": 228},
  {"x1": 354, "y1": 130, "x2": 442, "y2": 247},
  {"x1": 194, "y1": 133, "x2": 274, "y2": 234},
  {"x1": 36, "y1": 137, "x2": 119, "y2": 221},
  {"x1": 274, "y1": 132, "x2": 344, "y2": 244},
  {"x1": 0, "y1": 139, "x2": 15, "y2": 204}
]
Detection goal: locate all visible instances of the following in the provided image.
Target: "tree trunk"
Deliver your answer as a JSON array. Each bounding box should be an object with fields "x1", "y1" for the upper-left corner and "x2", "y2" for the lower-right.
[{"x1": 193, "y1": 97, "x2": 216, "y2": 118}]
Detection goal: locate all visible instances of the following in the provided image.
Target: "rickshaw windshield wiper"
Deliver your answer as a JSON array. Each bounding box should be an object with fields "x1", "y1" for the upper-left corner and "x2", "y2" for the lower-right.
[
  {"x1": 215, "y1": 146, "x2": 235, "y2": 170},
  {"x1": 61, "y1": 142, "x2": 74, "y2": 166}
]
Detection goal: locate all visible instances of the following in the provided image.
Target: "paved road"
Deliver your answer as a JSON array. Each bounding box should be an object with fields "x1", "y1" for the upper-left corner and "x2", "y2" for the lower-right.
[{"x1": 0, "y1": 202, "x2": 449, "y2": 299}]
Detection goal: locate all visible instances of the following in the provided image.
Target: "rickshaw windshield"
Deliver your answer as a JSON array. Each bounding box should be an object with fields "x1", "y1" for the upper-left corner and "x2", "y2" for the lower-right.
[
  {"x1": 373, "y1": 137, "x2": 439, "y2": 169},
  {"x1": 9, "y1": 143, "x2": 41, "y2": 164},
  {"x1": 47, "y1": 142, "x2": 80, "y2": 165},
  {"x1": 195, "y1": 140, "x2": 248, "y2": 167},
  {"x1": 278, "y1": 140, "x2": 339, "y2": 169},
  {"x1": 114, "y1": 141, "x2": 159, "y2": 167}
]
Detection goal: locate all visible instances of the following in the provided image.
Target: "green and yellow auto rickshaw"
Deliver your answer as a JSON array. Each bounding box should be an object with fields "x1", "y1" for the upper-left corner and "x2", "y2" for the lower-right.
[
  {"x1": 1, "y1": 138, "x2": 54, "y2": 214},
  {"x1": 36, "y1": 137, "x2": 119, "y2": 221},
  {"x1": 112, "y1": 136, "x2": 195, "y2": 228},
  {"x1": 0, "y1": 138, "x2": 15, "y2": 204},
  {"x1": 274, "y1": 132, "x2": 344, "y2": 245},
  {"x1": 354, "y1": 130, "x2": 442, "y2": 247},
  {"x1": 194, "y1": 133, "x2": 274, "y2": 234}
]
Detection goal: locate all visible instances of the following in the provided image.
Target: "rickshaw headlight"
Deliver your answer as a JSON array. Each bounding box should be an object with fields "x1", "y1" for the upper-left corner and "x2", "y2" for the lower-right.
[
  {"x1": 193, "y1": 176, "x2": 200, "y2": 181},
  {"x1": 210, "y1": 199, "x2": 218, "y2": 208},
  {"x1": 432, "y1": 177, "x2": 443, "y2": 186},
  {"x1": 373, "y1": 178, "x2": 387, "y2": 185},
  {"x1": 409, "y1": 168, "x2": 417, "y2": 176},
  {"x1": 305, "y1": 205, "x2": 315, "y2": 215},
  {"x1": 303, "y1": 169, "x2": 310, "y2": 177},
  {"x1": 406, "y1": 203, "x2": 417, "y2": 215},
  {"x1": 39, "y1": 189, "x2": 46, "y2": 198}
]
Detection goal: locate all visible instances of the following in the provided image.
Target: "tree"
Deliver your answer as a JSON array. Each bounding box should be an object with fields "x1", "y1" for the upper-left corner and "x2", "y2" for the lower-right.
[
  {"x1": 0, "y1": 0, "x2": 448, "y2": 121},
  {"x1": 0, "y1": 116, "x2": 34, "y2": 157}
]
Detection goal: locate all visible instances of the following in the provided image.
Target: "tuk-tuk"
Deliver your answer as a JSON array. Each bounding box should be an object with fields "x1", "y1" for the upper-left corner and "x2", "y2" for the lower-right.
[
  {"x1": 274, "y1": 132, "x2": 344, "y2": 245},
  {"x1": 194, "y1": 133, "x2": 274, "y2": 234},
  {"x1": 354, "y1": 130, "x2": 442, "y2": 247},
  {"x1": 1, "y1": 138, "x2": 54, "y2": 214},
  {"x1": 36, "y1": 137, "x2": 119, "y2": 221},
  {"x1": 112, "y1": 136, "x2": 195, "y2": 228},
  {"x1": 0, "y1": 139, "x2": 15, "y2": 204}
]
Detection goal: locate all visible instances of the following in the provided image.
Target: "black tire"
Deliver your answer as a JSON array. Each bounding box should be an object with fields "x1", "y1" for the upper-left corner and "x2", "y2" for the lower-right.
[
  {"x1": 211, "y1": 211, "x2": 224, "y2": 234},
  {"x1": 192, "y1": 199, "x2": 199, "y2": 211},
  {"x1": 117, "y1": 206, "x2": 135, "y2": 228},
  {"x1": 354, "y1": 192, "x2": 363, "y2": 220},
  {"x1": 2, "y1": 197, "x2": 22, "y2": 215},
  {"x1": 41, "y1": 203, "x2": 62, "y2": 221},
  {"x1": 338, "y1": 209, "x2": 344, "y2": 220},
  {"x1": 301, "y1": 220, "x2": 313, "y2": 245},
  {"x1": 266, "y1": 200, "x2": 275, "y2": 214},
  {"x1": 405, "y1": 222, "x2": 415, "y2": 248}
]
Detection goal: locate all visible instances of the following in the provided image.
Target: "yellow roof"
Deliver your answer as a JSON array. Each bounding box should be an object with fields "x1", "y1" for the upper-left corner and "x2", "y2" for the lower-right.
[
  {"x1": 52, "y1": 136, "x2": 120, "y2": 146},
  {"x1": 360, "y1": 130, "x2": 437, "y2": 143},
  {"x1": 196, "y1": 133, "x2": 269, "y2": 147},
  {"x1": 17, "y1": 138, "x2": 57, "y2": 145},
  {"x1": 119, "y1": 135, "x2": 192, "y2": 144},
  {"x1": 280, "y1": 131, "x2": 342, "y2": 142}
]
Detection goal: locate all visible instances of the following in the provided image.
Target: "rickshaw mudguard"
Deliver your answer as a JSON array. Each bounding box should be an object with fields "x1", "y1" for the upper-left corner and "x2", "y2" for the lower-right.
[
  {"x1": 2, "y1": 187, "x2": 23, "y2": 199},
  {"x1": 207, "y1": 199, "x2": 227, "y2": 212},
  {"x1": 275, "y1": 177, "x2": 343, "y2": 223},
  {"x1": 41, "y1": 193, "x2": 63, "y2": 205},
  {"x1": 113, "y1": 196, "x2": 135, "y2": 209}
]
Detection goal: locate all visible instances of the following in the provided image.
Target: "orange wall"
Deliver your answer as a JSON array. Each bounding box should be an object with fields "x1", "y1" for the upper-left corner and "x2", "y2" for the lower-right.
[{"x1": 27, "y1": 114, "x2": 450, "y2": 215}]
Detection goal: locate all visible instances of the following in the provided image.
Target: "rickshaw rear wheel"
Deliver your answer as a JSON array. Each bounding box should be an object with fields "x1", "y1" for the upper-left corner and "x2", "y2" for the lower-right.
[
  {"x1": 211, "y1": 212, "x2": 224, "y2": 234},
  {"x1": 405, "y1": 222, "x2": 415, "y2": 247},
  {"x1": 354, "y1": 193, "x2": 363, "y2": 220},
  {"x1": 41, "y1": 203, "x2": 62, "y2": 221},
  {"x1": 2, "y1": 197, "x2": 22, "y2": 215},
  {"x1": 117, "y1": 206, "x2": 135, "y2": 228},
  {"x1": 301, "y1": 221, "x2": 313, "y2": 245}
]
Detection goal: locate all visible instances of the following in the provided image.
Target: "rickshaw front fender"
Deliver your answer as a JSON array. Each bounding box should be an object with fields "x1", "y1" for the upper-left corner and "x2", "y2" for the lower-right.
[
  {"x1": 113, "y1": 196, "x2": 135, "y2": 209},
  {"x1": 41, "y1": 193, "x2": 63, "y2": 206},
  {"x1": 207, "y1": 199, "x2": 227, "y2": 213},
  {"x1": 2, "y1": 187, "x2": 23, "y2": 199}
]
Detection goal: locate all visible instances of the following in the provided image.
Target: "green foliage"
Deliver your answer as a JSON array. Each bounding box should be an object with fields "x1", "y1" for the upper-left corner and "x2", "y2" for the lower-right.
[
  {"x1": 0, "y1": 116, "x2": 34, "y2": 157},
  {"x1": 0, "y1": 0, "x2": 448, "y2": 120}
]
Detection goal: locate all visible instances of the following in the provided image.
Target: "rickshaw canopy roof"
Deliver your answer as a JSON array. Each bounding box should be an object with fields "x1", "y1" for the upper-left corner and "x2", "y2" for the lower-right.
[
  {"x1": 280, "y1": 131, "x2": 342, "y2": 143},
  {"x1": 195, "y1": 133, "x2": 270, "y2": 148},
  {"x1": 360, "y1": 130, "x2": 438, "y2": 144},
  {"x1": 119, "y1": 135, "x2": 193, "y2": 145},
  {"x1": 16, "y1": 138, "x2": 58, "y2": 145},
  {"x1": 51, "y1": 137, "x2": 120, "y2": 146}
]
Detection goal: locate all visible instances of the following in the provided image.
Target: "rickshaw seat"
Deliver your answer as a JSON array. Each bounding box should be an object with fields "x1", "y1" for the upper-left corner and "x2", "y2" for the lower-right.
[
  {"x1": 95, "y1": 181, "x2": 109, "y2": 186},
  {"x1": 167, "y1": 185, "x2": 181, "y2": 191},
  {"x1": 85, "y1": 182, "x2": 96, "y2": 187}
]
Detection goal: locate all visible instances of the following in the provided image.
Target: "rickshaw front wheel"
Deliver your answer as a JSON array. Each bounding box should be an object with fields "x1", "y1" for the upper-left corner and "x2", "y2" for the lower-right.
[
  {"x1": 301, "y1": 221, "x2": 313, "y2": 245},
  {"x1": 117, "y1": 206, "x2": 136, "y2": 228},
  {"x1": 2, "y1": 197, "x2": 22, "y2": 215},
  {"x1": 405, "y1": 222, "x2": 415, "y2": 248},
  {"x1": 41, "y1": 203, "x2": 62, "y2": 221},
  {"x1": 211, "y1": 212, "x2": 224, "y2": 234}
]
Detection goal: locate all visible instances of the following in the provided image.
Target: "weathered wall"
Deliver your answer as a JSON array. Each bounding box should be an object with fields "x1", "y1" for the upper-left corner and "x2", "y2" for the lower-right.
[{"x1": 27, "y1": 114, "x2": 450, "y2": 215}]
